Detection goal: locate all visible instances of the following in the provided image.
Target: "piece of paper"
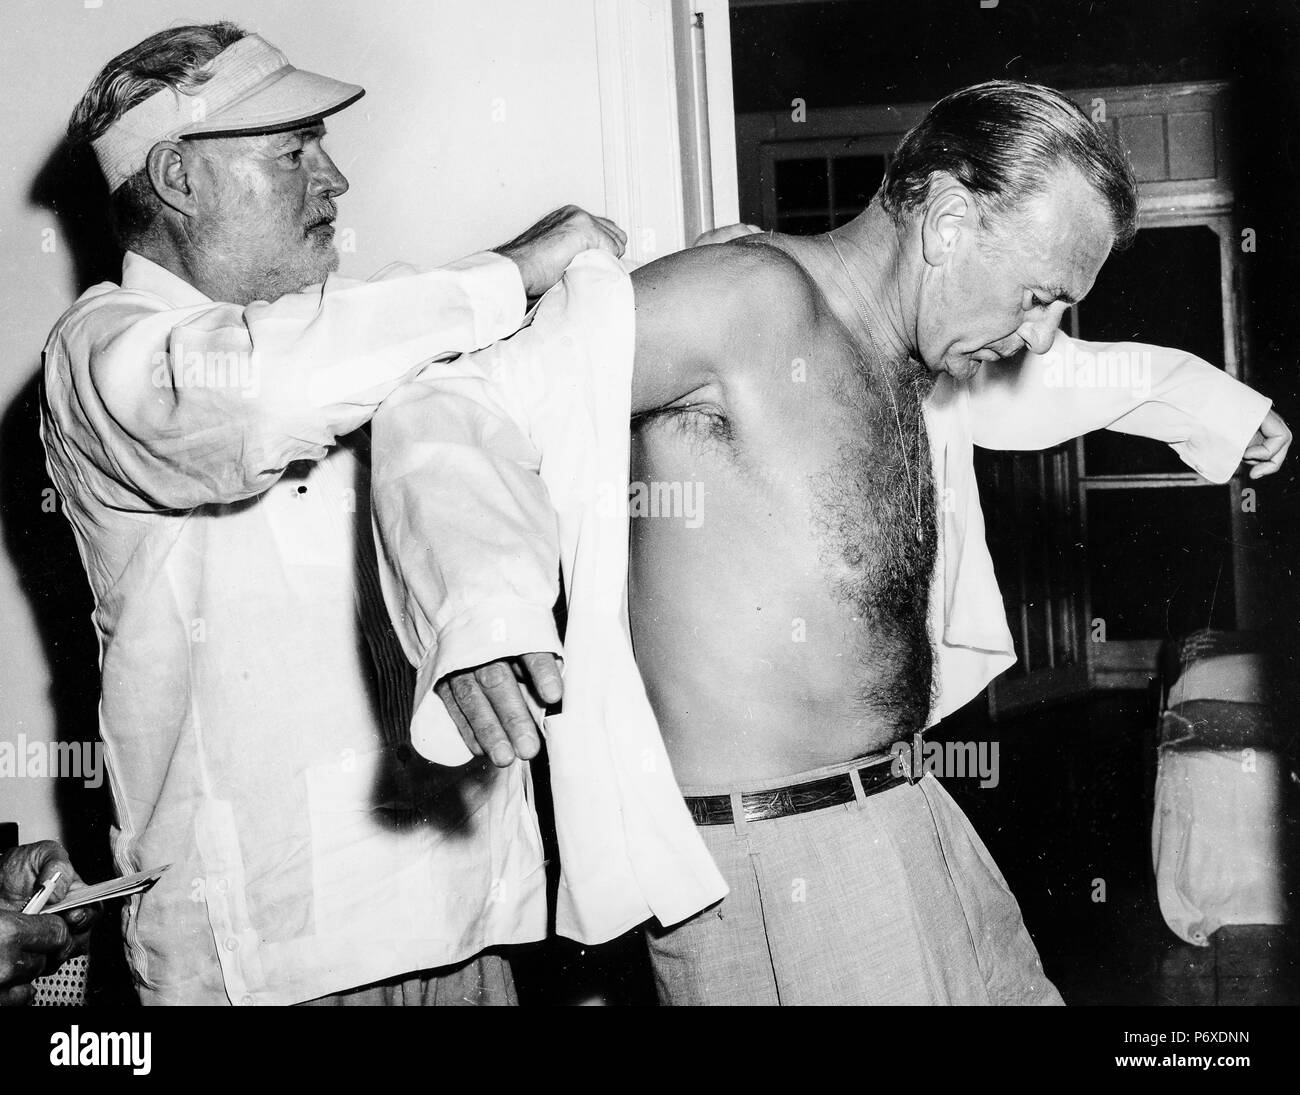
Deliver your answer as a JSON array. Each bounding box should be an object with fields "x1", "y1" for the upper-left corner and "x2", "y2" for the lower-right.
[{"x1": 41, "y1": 865, "x2": 170, "y2": 914}]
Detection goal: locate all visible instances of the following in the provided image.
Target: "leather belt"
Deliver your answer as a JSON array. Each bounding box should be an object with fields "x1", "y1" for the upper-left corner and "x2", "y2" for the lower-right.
[{"x1": 685, "y1": 748, "x2": 914, "y2": 826}]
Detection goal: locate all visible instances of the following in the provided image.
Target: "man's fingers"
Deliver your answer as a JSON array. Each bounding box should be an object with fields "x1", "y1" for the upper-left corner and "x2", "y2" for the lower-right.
[
  {"x1": 474, "y1": 662, "x2": 541, "y2": 764},
  {"x1": 588, "y1": 230, "x2": 621, "y2": 258},
  {"x1": 42, "y1": 865, "x2": 76, "y2": 907},
  {"x1": 30, "y1": 840, "x2": 76, "y2": 879},
  {"x1": 1257, "y1": 432, "x2": 1287, "y2": 457},
  {"x1": 585, "y1": 218, "x2": 625, "y2": 259},
  {"x1": 63, "y1": 904, "x2": 97, "y2": 934},
  {"x1": 518, "y1": 652, "x2": 563, "y2": 707},
  {"x1": 601, "y1": 226, "x2": 627, "y2": 258},
  {"x1": 0, "y1": 839, "x2": 80, "y2": 909},
  {"x1": 434, "y1": 679, "x2": 483, "y2": 757},
  {"x1": 55, "y1": 922, "x2": 92, "y2": 968},
  {"x1": 0, "y1": 984, "x2": 35, "y2": 1007},
  {"x1": 0, "y1": 912, "x2": 68, "y2": 995},
  {"x1": 498, "y1": 206, "x2": 628, "y2": 293},
  {"x1": 1245, "y1": 430, "x2": 1290, "y2": 477},
  {"x1": 1243, "y1": 412, "x2": 1290, "y2": 478},
  {"x1": 599, "y1": 213, "x2": 626, "y2": 238},
  {"x1": 449, "y1": 673, "x2": 512, "y2": 762},
  {"x1": 2, "y1": 913, "x2": 69, "y2": 954},
  {"x1": 1250, "y1": 413, "x2": 1292, "y2": 457},
  {"x1": 593, "y1": 215, "x2": 627, "y2": 253},
  {"x1": 438, "y1": 660, "x2": 552, "y2": 765},
  {"x1": 692, "y1": 223, "x2": 763, "y2": 246}
]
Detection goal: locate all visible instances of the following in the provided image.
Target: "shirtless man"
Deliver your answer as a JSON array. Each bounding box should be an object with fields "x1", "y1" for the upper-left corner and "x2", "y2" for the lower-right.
[
  {"x1": 617, "y1": 81, "x2": 1287, "y2": 1004},
  {"x1": 406, "y1": 80, "x2": 1286, "y2": 1005}
]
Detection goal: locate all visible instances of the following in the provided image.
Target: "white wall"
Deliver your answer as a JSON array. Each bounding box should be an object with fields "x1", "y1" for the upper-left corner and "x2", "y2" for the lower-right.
[{"x1": 0, "y1": 0, "x2": 733, "y2": 847}]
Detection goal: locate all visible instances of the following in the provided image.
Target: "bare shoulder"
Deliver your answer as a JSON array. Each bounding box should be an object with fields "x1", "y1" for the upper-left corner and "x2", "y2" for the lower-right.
[
  {"x1": 633, "y1": 235, "x2": 823, "y2": 336},
  {"x1": 630, "y1": 236, "x2": 832, "y2": 412}
]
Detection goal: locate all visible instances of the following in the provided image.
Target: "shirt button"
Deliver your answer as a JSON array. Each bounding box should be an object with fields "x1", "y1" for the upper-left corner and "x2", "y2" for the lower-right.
[
  {"x1": 224, "y1": 937, "x2": 239, "y2": 952},
  {"x1": 240, "y1": 995, "x2": 256, "y2": 1007}
]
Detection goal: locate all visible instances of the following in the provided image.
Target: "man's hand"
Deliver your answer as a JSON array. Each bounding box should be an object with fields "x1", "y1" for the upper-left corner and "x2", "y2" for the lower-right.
[
  {"x1": 692, "y1": 223, "x2": 762, "y2": 247},
  {"x1": 495, "y1": 206, "x2": 627, "y2": 297},
  {"x1": 435, "y1": 652, "x2": 563, "y2": 767},
  {"x1": 0, "y1": 912, "x2": 70, "y2": 1005},
  {"x1": 0, "y1": 841, "x2": 96, "y2": 1006},
  {"x1": 1244, "y1": 409, "x2": 1292, "y2": 479}
]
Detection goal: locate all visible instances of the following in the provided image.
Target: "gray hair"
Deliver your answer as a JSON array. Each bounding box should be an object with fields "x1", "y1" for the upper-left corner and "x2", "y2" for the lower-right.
[
  {"x1": 66, "y1": 22, "x2": 247, "y2": 248},
  {"x1": 880, "y1": 80, "x2": 1138, "y2": 249}
]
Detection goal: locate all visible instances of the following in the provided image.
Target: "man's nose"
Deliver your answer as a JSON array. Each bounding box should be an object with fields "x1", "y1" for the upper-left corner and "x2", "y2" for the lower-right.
[
  {"x1": 311, "y1": 150, "x2": 350, "y2": 198},
  {"x1": 1018, "y1": 307, "x2": 1065, "y2": 355}
]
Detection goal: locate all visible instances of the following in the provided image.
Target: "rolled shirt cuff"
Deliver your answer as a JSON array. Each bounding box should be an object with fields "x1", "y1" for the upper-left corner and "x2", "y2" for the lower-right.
[
  {"x1": 1192, "y1": 389, "x2": 1272, "y2": 483},
  {"x1": 409, "y1": 597, "x2": 564, "y2": 765},
  {"x1": 438, "y1": 252, "x2": 527, "y2": 348}
]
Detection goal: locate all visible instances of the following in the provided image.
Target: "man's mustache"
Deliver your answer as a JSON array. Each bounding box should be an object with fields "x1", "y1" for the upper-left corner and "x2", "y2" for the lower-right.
[{"x1": 305, "y1": 204, "x2": 337, "y2": 229}]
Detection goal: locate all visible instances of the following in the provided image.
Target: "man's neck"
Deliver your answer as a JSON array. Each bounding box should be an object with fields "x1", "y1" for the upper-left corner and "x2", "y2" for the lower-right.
[
  {"x1": 135, "y1": 247, "x2": 241, "y2": 306},
  {"x1": 136, "y1": 222, "x2": 264, "y2": 306},
  {"x1": 811, "y1": 202, "x2": 915, "y2": 366}
]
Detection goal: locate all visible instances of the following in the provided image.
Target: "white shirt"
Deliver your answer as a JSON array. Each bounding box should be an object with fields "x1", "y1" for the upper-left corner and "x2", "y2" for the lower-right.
[
  {"x1": 40, "y1": 249, "x2": 553, "y2": 1005},
  {"x1": 371, "y1": 252, "x2": 728, "y2": 943},
  {"x1": 927, "y1": 331, "x2": 1271, "y2": 722}
]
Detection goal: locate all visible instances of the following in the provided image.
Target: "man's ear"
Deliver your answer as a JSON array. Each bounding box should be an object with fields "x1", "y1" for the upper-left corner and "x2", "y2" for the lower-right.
[
  {"x1": 145, "y1": 141, "x2": 200, "y2": 217},
  {"x1": 920, "y1": 172, "x2": 975, "y2": 269}
]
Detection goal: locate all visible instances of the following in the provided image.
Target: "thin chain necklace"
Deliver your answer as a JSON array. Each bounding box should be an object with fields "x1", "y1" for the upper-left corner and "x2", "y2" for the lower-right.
[{"x1": 826, "y1": 232, "x2": 926, "y2": 542}]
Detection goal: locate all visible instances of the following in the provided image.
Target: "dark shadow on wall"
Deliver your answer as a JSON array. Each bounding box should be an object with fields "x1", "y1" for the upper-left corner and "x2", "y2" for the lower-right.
[
  {"x1": 1, "y1": 137, "x2": 135, "y2": 1002},
  {"x1": 30, "y1": 141, "x2": 120, "y2": 295}
]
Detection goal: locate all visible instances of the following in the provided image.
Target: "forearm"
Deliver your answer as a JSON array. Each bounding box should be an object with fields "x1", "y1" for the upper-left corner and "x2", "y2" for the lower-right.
[
  {"x1": 969, "y1": 332, "x2": 1271, "y2": 479},
  {"x1": 371, "y1": 248, "x2": 637, "y2": 765},
  {"x1": 369, "y1": 369, "x2": 562, "y2": 724},
  {"x1": 57, "y1": 253, "x2": 526, "y2": 511}
]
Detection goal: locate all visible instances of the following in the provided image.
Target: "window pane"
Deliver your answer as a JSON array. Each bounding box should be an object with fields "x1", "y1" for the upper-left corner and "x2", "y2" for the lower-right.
[
  {"x1": 1017, "y1": 457, "x2": 1052, "y2": 670},
  {"x1": 1086, "y1": 486, "x2": 1235, "y2": 640},
  {"x1": 977, "y1": 446, "x2": 1082, "y2": 675},
  {"x1": 831, "y1": 154, "x2": 886, "y2": 214},
  {"x1": 774, "y1": 157, "x2": 829, "y2": 214},
  {"x1": 1076, "y1": 225, "x2": 1226, "y2": 476}
]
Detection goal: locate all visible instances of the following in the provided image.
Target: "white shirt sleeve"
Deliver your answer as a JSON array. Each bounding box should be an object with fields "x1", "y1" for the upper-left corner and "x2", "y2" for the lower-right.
[
  {"x1": 369, "y1": 356, "x2": 563, "y2": 762},
  {"x1": 371, "y1": 251, "x2": 729, "y2": 934},
  {"x1": 46, "y1": 253, "x2": 525, "y2": 511},
  {"x1": 967, "y1": 331, "x2": 1272, "y2": 482}
]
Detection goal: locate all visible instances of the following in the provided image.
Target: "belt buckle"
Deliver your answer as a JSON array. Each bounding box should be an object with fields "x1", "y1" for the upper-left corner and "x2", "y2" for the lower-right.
[{"x1": 904, "y1": 730, "x2": 925, "y2": 784}]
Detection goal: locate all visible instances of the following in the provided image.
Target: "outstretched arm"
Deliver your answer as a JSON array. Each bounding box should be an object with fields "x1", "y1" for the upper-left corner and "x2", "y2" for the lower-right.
[{"x1": 968, "y1": 331, "x2": 1285, "y2": 482}]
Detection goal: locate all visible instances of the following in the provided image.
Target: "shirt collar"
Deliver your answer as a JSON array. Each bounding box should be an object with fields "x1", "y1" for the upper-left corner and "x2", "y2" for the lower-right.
[{"x1": 120, "y1": 250, "x2": 214, "y2": 308}]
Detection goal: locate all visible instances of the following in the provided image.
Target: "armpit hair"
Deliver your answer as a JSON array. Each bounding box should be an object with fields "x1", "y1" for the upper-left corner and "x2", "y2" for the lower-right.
[{"x1": 633, "y1": 400, "x2": 736, "y2": 451}]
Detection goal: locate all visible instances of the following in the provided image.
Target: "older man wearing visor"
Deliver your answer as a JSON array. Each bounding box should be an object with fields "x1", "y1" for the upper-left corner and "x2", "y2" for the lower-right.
[{"x1": 41, "y1": 22, "x2": 624, "y2": 1006}]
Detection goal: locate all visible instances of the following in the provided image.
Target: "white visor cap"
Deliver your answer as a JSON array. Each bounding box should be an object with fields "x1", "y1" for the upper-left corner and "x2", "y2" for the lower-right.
[{"x1": 91, "y1": 34, "x2": 364, "y2": 191}]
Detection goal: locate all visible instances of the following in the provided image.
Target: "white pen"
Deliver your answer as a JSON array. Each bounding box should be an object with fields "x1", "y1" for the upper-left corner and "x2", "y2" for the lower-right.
[{"x1": 21, "y1": 870, "x2": 62, "y2": 915}]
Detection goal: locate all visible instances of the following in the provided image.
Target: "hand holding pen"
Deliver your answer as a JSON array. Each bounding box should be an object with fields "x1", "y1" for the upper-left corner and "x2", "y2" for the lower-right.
[
  {"x1": 0, "y1": 840, "x2": 97, "y2": 1006},
  {"x1": 22, "y1": 869, "x2": 63, "y2": 914}
]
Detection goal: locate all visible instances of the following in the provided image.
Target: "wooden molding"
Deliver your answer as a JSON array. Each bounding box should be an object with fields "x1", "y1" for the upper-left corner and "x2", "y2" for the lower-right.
[{"x1": 594, "y1": 0, "x2": 687, "y2": 263}]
